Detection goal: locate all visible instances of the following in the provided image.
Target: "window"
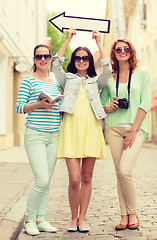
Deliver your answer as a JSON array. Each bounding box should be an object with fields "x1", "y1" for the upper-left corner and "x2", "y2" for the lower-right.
[
  {"x1": 143, "y1": 0, "x2": 147, "y2": 20},
  {"x1": 147, "y1": 1, "x2": 152, "y2": 34},
  {"x1": 156, "y1": 0, "x2": 157, "y2": 27},
  {"x1": 0, "y1": 52, "x2": 7, "y2": 134},
  {"x1": 155, "y1": 42, "x2": 157, "y2": 80},
  {"x1": 138, "y1": 0, "x2": 147, "y2": 29}
]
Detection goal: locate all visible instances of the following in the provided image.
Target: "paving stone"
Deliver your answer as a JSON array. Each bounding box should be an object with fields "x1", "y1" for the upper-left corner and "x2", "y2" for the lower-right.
[
  {"x1": 0, "y1": 219, "x2": 22, "y2": 240},
  {"x1": 16, "y1": 230, "x2": 33, "y2": 240},
  {"x1": 147, "y1": 236, "x2": 157, "y2": 240},
  {"x1": 1, "y1": 145, "x2": 157, "y2": 240}
]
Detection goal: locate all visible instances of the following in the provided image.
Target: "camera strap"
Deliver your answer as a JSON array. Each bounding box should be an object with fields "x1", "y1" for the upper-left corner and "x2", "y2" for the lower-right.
[{"x1": 116, "y1": 68, "x2": 132, "y2": 101}]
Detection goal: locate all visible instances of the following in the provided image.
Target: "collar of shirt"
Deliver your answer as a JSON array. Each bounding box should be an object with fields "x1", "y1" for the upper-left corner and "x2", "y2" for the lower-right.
[{"x1": 76, "y1": 73, "x2": 89, "y2": 79}]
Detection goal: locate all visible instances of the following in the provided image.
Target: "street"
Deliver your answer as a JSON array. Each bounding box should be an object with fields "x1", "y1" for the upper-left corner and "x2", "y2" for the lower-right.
[{"x1": 0, "y1": 144, "x2": 157, "y2": 240}]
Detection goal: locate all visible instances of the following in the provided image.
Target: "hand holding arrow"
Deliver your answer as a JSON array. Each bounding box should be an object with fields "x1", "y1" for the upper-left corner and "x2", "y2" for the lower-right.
[
  {"x1": 66, "y1": 28, "x2": 76, "y2": 42},
  {"x1": 92, "y1": 30, "x2": 101, "y2": 44},
  {"x1": 49, "y1": 12, "x2": 110, "y2": 34},
  {"x1": 57, "y1": 27, "x2": 107, "y2": 60}
]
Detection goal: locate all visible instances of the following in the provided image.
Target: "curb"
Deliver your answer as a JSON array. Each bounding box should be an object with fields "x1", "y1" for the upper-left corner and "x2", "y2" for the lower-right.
[
  {"x1": 0, "y1": 181, "x2": 32, "y2": 240},
  {"x1": 0, "y1": 217, "x2": 24, "y2": 240}
]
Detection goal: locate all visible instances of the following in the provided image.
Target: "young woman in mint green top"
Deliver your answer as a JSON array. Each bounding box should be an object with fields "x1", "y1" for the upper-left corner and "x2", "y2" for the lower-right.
[
  {"x1": 101, "y1": 66, "x2": 151, "y2": 138},
  {"x1": 100, "y1": 39, "x2": 151, "y2": 231}
]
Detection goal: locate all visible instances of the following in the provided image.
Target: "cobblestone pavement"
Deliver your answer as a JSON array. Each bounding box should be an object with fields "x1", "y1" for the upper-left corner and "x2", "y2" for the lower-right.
[
  {"x1": 0, "y1": 147, "x2": 34, "y2": 240},
  {"x1": 15, "y1": 144, "x2": 157, "y2": 240}
]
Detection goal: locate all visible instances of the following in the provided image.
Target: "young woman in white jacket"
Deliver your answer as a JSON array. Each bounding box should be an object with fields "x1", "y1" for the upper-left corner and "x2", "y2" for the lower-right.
[{"x1": 52, "y1": 28, "x2": 112, "y2": 233}]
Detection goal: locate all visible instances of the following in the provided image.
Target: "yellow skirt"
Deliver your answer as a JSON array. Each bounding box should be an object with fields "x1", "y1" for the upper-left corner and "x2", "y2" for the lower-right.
[{"x1": 57, "y1": 84, "x2": 107, "y2": 159}]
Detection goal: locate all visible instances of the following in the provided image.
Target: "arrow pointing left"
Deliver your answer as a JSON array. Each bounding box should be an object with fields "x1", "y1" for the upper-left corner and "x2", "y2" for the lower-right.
[{"x1": 49, "y1": 12, "x2": 110, "y2": 34}]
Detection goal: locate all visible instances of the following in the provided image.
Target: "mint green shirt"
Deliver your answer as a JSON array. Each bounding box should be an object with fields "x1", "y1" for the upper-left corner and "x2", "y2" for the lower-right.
[{"x1": 100, "y1": 67, "x2": 151, "y2": 138}]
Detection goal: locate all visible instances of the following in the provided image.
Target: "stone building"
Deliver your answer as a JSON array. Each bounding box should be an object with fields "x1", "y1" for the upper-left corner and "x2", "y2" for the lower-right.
[{"x1": 0, "y1": 0, "x2": 47, "y2": 150}]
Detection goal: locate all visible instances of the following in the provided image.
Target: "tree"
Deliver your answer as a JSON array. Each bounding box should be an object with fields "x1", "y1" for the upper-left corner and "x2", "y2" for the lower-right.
[{"x1": 47, "y1": 12, "x2": 73, "y2": 71}]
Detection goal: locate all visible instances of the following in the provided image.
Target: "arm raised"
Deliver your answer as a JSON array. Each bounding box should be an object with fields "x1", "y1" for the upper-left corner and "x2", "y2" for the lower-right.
[
  {"x1": 92, "y1": 30, "x2": 107, "y2": 59},
  {"x1": 58, "y1": 28, "x2": 76, "y2": 57}
]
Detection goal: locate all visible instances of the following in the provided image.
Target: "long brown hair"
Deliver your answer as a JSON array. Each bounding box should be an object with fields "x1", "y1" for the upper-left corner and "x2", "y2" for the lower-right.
[
  {"x1": 110, "y1": 38, "x2": 139, "y2": 74},
  {"x1": 33, "y1": 44, "x2": 51, "y2": 72},
  {"x1": 67, "y1": 47, "x2": 97, "y2": 77}
]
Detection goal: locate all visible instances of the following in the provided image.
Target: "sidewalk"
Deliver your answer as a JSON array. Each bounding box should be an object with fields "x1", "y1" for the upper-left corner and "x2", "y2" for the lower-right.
[
  {"x1": 0, "y1": 144, "x2": 157, "y2": 240},
  {"x1": 0, "y1": 147, "x2": 33, "y2": 240}
]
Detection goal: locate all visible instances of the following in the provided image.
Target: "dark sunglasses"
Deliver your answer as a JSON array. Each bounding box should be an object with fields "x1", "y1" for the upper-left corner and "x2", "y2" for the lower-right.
[
  {"x1": 34, "y1": 54, "x2": 51, "y2": 61},
  {"x1": 75, "y1": 55, "x2": 89, "y2": 62},
  {"x1": 115, "y1": 47, "x2": 130, "y2": 54}
]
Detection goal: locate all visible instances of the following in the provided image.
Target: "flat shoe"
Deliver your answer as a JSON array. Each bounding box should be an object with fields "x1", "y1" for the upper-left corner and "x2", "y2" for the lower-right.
[
  {"x1": 24, "y1": 221, "x2": 40, "y2": 236},
  {"x1": 128, "y1": 216, "x2": 139, "y2": 230},
  {"x1": 67, "y1": 226, "x2": 77, "y2": 232},
  {"x1": 36, "y1": 221, "x2": 57, "y2": 232},
  {"x1": 115, "y1": 223, "x2": 128, "y2": 231},
  {"x1": 78, "y1": 226, "x2": 90, "y2": 233}
]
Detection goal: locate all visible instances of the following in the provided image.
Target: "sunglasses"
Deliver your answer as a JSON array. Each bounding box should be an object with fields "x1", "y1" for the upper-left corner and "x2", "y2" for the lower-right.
[
  {"x1": 115, "y1": 47, "x2": 130, "y2": 54},
  {"x1": 75, "y1": 55, "x2": 89, "y2": 62},
  {"x1": 34, "y1": 54, "x2": 51, "y2": 61}
]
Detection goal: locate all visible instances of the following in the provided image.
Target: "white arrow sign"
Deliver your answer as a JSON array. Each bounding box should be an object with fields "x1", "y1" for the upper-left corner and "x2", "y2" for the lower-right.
[{"x1": 49, "y1": 12, "x2": 110, "y2": 33}]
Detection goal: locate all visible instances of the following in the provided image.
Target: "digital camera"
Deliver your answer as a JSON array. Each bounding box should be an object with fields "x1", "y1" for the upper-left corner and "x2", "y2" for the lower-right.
[{"x1": 118, "y1": 98, "x2": 129, "y2": 109}]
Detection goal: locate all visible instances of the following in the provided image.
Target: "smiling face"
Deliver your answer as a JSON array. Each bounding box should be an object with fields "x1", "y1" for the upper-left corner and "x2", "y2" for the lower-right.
[
  {"x1": 33, "y1": 47, "x2": 52, "y2": 72},
  {"x1": 115, "y1": 41, "x2": 130, "y2": 62},
  {"x1": 74, "y1": 50, "x2": 89, "y2": 76}
]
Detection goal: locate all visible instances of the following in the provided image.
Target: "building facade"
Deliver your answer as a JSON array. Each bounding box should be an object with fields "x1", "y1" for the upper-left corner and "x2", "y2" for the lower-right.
[
  {"x1": 0, "y1": 0, "x2": 47, "y2": 150},
  {"x1": 126, "y1": 0, "x2": 157, "y2": 143}
]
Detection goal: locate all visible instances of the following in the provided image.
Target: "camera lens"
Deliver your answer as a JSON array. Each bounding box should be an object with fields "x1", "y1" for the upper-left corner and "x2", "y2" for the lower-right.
[{"x1": 118, "y1": 98, "x2": 129, "y2": 109}]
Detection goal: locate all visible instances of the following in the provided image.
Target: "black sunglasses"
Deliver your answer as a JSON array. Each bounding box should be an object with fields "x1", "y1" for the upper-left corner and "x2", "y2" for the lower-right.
[
  {"x1": 115, "y1": 47, "x2": 130, "y2": 54},
  {"x1": 34, "y1": 54, "x2": 51, "y2": 61},
  {"x1": 75, "y1": 55, "x2": 89, "y2": 62}
]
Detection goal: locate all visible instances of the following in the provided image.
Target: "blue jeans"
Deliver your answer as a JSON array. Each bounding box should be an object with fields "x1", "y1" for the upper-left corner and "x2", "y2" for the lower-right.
[{"x1": 24, "y1": 128, "x2": 59, "y2": 222}]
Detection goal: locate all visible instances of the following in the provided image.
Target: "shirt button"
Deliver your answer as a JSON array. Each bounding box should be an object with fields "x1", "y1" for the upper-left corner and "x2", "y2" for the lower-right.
[{"x1": 90, "y1": 99, "x2": 93, "y2": 101}]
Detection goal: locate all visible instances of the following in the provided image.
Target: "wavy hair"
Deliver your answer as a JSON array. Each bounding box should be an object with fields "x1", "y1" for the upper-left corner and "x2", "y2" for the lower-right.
[
  {"x1": 110, "y1": 38, "x2": 139, "y2": 74},
  {"x1": 33, "y1": 44, "x2": 51, "y2": 72},
  {"x1": 67, "y1": 47, "x2": 97, "y2": 77}
]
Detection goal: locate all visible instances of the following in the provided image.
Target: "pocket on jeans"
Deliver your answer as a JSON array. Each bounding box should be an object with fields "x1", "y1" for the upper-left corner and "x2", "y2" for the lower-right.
[
  {"x1": 50, "y1": 131, "x2": 59, "y2": 142},
  {"x1": 24, "y1": 128, "x2": 42, "y2": 143},
  {"x1": 25, "y1": 127, "x2": 41, "y2": 135}
]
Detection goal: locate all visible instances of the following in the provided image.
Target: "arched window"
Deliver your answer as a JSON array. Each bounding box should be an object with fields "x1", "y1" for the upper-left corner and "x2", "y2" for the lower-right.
[
  {"x1": 138, "y1": 0, "x2": 147, "y2": 29},
  {"x1": 0, "y1": 52, "x2": 7, "y2": 134}
]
